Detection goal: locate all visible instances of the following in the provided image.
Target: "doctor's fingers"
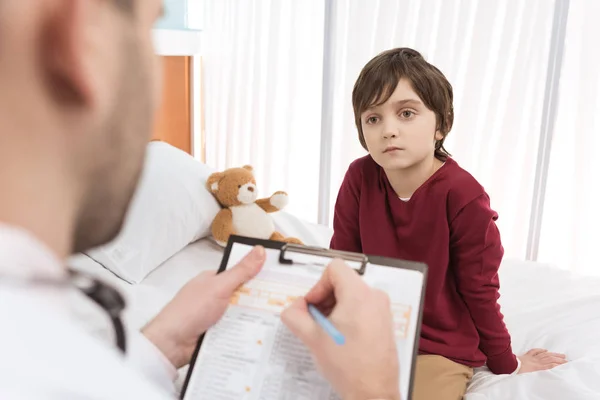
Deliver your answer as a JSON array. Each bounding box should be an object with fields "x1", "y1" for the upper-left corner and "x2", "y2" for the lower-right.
[
  {"x1": 304, "y1": 259, "x2": 369, "y2": 306},
  {"x1": 214, "y1": 245, "x2": 266, "y2": 295}
]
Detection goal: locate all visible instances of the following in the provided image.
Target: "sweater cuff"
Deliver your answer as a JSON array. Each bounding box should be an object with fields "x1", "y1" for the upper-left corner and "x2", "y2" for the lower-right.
[
  {"x1": 511, "y1": 357, "x2": 522, "y2": 375},
  {"x1": 486, "y1": 347, "x2": 519, "y2": 374}
]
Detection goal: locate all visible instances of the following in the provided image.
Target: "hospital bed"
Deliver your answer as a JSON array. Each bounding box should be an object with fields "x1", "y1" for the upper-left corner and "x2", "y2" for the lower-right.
[{"x1": 68, "y1": 142, "x2": 600, "y2": 400}]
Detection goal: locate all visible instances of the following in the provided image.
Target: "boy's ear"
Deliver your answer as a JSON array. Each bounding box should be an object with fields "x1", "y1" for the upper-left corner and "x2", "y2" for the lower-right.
[
  {"x1": 434, "y1": 130, "x2": 444, "y2": 141},
  {"x1": 207, "y1": 172, "x2": 225, "y2": 193}
]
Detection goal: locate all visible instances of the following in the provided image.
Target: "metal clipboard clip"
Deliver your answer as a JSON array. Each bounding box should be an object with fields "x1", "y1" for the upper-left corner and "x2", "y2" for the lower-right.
[{"x1": 279, "y1": 243, "x2": 369, "y2": 275}]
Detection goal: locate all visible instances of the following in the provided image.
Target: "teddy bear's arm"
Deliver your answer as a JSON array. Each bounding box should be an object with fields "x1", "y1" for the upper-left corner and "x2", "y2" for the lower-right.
[
  {"x1": 211, "y1": 208, "x2": 234, "y2": 246},
  {"x1": 256, "y1": 191, "x2": 288, "y2": 213}
]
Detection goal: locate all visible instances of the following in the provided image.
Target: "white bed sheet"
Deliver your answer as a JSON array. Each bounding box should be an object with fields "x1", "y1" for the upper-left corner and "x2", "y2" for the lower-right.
[
  {"x1": 68, "y1": 214, "x2": 600, "y2": 400},
  {"x1": 69, "y1": 239, "x2": 226, "y2": 331},
  {"x1": 465, "y1": 259, "x2": 600, "y2": 399},
  {"x1": 68, "y1": 211, "x2": 335, "y2": 329}
]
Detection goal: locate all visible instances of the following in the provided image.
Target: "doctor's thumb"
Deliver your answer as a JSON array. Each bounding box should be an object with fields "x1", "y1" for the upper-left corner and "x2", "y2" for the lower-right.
[
  {"x1": 217, "y1": 245, "x2": 266, "y2": 293},
  {"x1": 281, "y1": 298, "x2": 320, "y2": 348}
]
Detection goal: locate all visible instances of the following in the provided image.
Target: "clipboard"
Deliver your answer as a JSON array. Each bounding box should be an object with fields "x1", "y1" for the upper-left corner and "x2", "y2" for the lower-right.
[{"x1": 180, "y1": 235, "x2": 428, "y2": 400}]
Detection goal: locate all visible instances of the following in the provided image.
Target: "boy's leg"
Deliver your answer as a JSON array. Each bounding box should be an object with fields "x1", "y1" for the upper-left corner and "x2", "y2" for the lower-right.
[{"x1": 412, "y1": 355, "x2": 474, "y2": 400}]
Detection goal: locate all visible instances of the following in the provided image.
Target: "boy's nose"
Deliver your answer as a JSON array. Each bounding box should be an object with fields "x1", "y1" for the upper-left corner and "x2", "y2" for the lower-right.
[{"x1": 381, "y1": 119, "x2": 399, "y2": 139}]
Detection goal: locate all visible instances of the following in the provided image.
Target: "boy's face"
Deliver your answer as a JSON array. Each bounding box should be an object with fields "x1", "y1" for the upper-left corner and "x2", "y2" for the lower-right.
[{"x1": 360, "y1": 78, "x2": 443, "y2": 171}]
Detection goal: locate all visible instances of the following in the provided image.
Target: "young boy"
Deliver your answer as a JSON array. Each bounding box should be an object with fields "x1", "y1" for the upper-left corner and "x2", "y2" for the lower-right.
[{"x1": 330, "y1": 47, "x2": 567, "y2": 400}]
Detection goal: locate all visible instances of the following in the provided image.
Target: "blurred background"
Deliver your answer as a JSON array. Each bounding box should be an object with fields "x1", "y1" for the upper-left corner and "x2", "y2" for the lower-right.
[{"x1": 152, "y1": 0, "x2": 600, "y2": 276}]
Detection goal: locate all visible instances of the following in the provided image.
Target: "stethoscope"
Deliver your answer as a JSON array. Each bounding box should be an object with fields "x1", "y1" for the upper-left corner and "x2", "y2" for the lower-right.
[{"x1": 3, "y1": 269, "x2": 127, "y2": 353}]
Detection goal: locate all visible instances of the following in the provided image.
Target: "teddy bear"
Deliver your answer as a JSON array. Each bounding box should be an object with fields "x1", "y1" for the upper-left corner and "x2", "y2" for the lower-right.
[{"x1": 206, "y1": 165, "x2": 303, "y2": 247}]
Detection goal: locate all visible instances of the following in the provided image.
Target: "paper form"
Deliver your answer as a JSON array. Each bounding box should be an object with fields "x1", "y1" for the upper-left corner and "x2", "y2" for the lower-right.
[
  {"x1": 362, "y1": 259, "x2": 424, "y2": 399},
  {"x1": 183, "y1": 244, "x2": 424, "y2": 400}
]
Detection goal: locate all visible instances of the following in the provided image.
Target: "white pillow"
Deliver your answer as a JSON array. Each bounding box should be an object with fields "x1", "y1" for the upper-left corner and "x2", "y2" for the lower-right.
[
  {"x1": 83, "y1": 142, "x2": 221, "y2": 284},
  {"x1": 271, "y1": 211, "x2": 333, "y2": 248}
]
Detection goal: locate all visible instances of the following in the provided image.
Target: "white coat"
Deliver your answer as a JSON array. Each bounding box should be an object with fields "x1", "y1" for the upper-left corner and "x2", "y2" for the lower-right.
[{"x1": 0, "y1": 225, "x2": 177, "y2": 399}]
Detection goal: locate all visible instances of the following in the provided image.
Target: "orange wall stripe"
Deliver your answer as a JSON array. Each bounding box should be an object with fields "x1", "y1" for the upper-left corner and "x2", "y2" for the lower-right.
[{"x1": 152, "y1": 56, "x2": 192, "y2": 154}]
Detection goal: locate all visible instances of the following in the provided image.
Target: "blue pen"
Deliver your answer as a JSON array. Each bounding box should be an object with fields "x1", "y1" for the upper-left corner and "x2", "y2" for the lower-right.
[{"x1": 307, "y1": 304, "x2": 346, "y2": 345}]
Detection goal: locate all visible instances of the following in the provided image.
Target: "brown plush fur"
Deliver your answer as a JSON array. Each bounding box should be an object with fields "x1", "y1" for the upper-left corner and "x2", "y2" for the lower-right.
[
  {"x1": 206, "y1": 165, "x2": 303, "y2": 246},
  {"x1": 210, "y1": 208, "x2": 234, "y2": 245}
]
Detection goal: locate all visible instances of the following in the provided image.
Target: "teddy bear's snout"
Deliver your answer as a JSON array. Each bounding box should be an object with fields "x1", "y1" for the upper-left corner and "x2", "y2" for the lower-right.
[{"x1": 237, "y1": 182, "x2": 258, "y2": 204}]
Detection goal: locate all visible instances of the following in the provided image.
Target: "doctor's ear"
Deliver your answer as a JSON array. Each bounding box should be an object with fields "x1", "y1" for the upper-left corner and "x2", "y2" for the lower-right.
[{"x1": 43, "y1": 0, "x2": 108, "y2": 108}]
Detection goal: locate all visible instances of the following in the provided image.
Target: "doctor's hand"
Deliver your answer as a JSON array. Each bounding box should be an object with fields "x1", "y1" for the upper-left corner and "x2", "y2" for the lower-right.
[
  {"x1": 142, "y1": 245, "x2": 266, "y2": 369},
  {"x1": 281, "y1": 259, "x2": 401, "y2": 400}
]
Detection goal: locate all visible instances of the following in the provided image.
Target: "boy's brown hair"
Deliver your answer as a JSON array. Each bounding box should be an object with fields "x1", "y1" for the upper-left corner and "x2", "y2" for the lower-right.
[
  {"x1": 352, "y1": 47, "x2": 453, "y2": 161},
  {"x1": 114, "y1": 0, "x2": 134, "y2": 13}
]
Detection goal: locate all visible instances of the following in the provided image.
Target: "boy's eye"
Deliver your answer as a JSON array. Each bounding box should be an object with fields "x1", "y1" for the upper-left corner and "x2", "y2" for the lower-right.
[
  {"x1": 400, "y1": 110, "x2": 414, "y2": 119},
  {"x1": 366, "y1": 116, "x2": 379, "y2": 124}
]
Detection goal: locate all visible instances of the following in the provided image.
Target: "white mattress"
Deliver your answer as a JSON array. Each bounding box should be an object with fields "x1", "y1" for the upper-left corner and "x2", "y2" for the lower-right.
[
  {"x1": 70, "y1": 239, "x2": 228, "y2": 331},
  {"x1": 68, "y1": 215, "x2": 600, "y2": 400},
  {"x1": 68, "y1": 212, "x2": 335, "y2": 329},
  {"x1": 466, "y1": 259, "x2": 600, "y2": 399}
]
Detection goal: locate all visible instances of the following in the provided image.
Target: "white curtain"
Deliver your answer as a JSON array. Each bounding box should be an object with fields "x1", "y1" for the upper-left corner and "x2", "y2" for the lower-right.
[
  {"x1": 326, "y1": 0, "x2": 556, "y2": 259},
  {"x1": 538, "y1": 0, "x2": 600, "y2": 277},
  {"x1": 202, "y1": 0, "x2": 325, "y2": 223},
  {"x1": 203, "y1": 0, "x2": 600, "y2": 272}
]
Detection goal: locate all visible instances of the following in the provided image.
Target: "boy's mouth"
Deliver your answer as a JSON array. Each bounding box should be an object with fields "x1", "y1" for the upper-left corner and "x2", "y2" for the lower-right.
[{"x1": 383, "y1": 145, "x2": 404, "y2": 153}]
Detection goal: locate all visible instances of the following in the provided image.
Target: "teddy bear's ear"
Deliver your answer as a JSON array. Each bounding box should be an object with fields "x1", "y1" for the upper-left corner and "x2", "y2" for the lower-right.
[
  {"x1": 206, "y1": 172, "x2": 225, "y2": 193},
  {"x1": 242, "y1": 165, "x2": 254, "y2": 172}
]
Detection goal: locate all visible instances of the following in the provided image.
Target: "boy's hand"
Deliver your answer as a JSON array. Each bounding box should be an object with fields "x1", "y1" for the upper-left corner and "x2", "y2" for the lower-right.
[{"x1": 517, "y1": 348, "x2": 567, "y2": 374}]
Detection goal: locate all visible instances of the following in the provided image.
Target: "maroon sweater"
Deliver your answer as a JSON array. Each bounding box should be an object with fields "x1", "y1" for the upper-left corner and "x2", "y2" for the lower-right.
[{"x1": 330, "y1": 155, "x2": 518, "y2": 374}]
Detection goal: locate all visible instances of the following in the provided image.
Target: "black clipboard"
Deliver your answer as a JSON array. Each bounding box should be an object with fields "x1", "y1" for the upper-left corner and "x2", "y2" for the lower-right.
[{"x1": 180, "y1": 235, "x2": 428, "y2": 400}]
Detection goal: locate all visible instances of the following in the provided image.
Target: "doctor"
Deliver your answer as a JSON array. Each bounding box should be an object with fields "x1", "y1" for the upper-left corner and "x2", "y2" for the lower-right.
[{"x1": 0, "y1": 1, "x2": 401, "y2": 399}]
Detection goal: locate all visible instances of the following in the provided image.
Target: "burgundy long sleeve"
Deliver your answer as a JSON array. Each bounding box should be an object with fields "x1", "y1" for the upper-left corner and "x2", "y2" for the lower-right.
[{"x1": 330, "y1": 155, "x2": 518, "y2": 374}]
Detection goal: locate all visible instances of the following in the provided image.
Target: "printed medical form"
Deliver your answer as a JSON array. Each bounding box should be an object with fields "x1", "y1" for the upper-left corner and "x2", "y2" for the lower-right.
[{"x1": 182, "y1": 243, "x2": 425, "y2": 400}]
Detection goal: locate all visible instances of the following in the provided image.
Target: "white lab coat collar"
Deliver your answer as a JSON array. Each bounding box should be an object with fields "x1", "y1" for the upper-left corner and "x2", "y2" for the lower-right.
[
  {"x1": 0, "y1": 223, "x2": 71, "y2": 314},
  {"x1": 0, "y1": 223, "x2": 65, "y2": 278}
]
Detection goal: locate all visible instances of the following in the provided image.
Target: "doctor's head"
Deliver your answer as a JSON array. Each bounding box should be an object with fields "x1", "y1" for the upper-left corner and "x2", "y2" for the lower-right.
[{"x1": 0, "y1": 0, "x2": 164, "y2": 256}]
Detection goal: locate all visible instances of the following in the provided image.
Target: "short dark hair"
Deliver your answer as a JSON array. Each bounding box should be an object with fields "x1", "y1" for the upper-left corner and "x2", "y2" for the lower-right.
[
  {"x1": 113, "y1": 0, "x2": 134, "y2": 13},
  {"x1": 352, "y1": 47, "x2": 453, "y2": 161}
]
